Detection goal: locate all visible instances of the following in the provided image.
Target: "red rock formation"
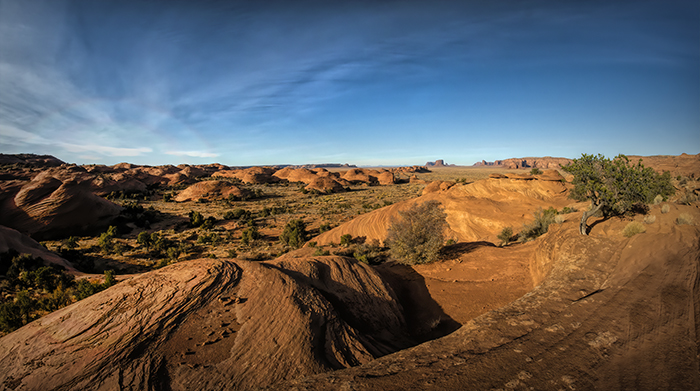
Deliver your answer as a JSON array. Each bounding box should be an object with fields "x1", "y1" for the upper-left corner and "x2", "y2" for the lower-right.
[
  {"x1": 0, "y1": 256, "x2": 413, "y2": 390},
  {"x1": 0, "y1": 169, "x2": 121, "y2": 240},
  {"x1": 174, "y1": 181, "x2": 249, "y2": 202}
]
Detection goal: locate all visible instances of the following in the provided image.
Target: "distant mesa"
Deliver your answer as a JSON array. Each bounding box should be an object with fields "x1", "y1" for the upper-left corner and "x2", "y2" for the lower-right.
[
  {"x1": 425, "y1": 159, "x2": 456, "y2": 167},
  {"x1": 474, "y1": 156, "x2": 572, "y2": 169}
]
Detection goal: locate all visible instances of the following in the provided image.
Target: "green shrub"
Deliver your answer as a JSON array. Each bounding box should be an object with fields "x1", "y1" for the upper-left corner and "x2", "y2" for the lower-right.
[
  {"x1": 189, "y1": 211, "x2": 204, "y2": 227},
  {"x1": 560, "y1": 206, "x2": 577, "y2": 214},
  {"x1": 242, "y1": 226, "x2": 261, "y2": 246},
  {"x1": 63, "y1": 236, "x2": 79, "y2": 250},
  {"x1": 623, "y1": 221, "x2": 646, "y2": 237},
  {"x1": 98, "y1": 226, "x2": 118, "y2": 253},
  {"x1": 313, "y1": 248, "x2": 330, "y2": 256},
  {"x1": 519, "y1": 207, "x2": 557, "y2": 242},
  {"x1": 319, "y1": 223, "x2": 331, "y2": 233},
  {"x1": 446, "y1": 238, "x2": 457, "y2": 246},
  {"x1": 386, "y1": 200, "x2": 447, "y2": 265},
  {"x1": 137, "y1": 231, "x2": 152, "y2": 249},
  {"x1": 530, "y1": 168, "x2": 542, "y2": 175},
  {"x1": 340, "y1": 234, "x2": 353, "y2": 247},
  {"x1": 497, "y1": 227, "x2": 513, "y2": 246},
  {"x1": 653, "y1": 194, "x2": 664, "y2": 205},
  {"x1": 352, "y1": 239, "x2": 385, "y2": 265},
  {"x1": 280, "y1": 219, "x2": 308, "y2": 249},
  {"x1": 661, "y1": 204, "x2": 670, "y2": 214}
]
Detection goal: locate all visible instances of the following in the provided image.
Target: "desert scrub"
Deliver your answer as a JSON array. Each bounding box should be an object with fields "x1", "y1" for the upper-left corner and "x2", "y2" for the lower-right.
[
  {"x1": 497, "y1": 227, "x2": 513, "y2": 246},
  {"x1": 554, "y1": 215, "x2": 566, "y2": 224},
  {"x1": 661, "y1": 204, "x2": 670, "y2": 214},
  {"x1": 643, "y1": 215, "x2": 656, "y2": 224},
  {"x1": 623, "y1": 221, "x2": 646, "y2": 237},
  {"x1": 653, "y1": 194, "x2": 664, "y2": 205},
  {"x1": 519, "y1": 207, "x2": 557, "y2": 242},
  {"x1": 676, "y1": 213, "x2": 694, "y2": 225},
  {"x1": 386, "y1": 200, "x2": 447, "y2": 265},
  {"x1": 280, "y1": 219, "x2": 308, "y2": 249}
]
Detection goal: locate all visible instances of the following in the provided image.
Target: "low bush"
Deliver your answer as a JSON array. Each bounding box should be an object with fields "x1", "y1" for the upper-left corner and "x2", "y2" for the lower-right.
[
  {"x1": 643, "y1": 215, "x2": 656, "y2": 224},
  {"x1": 340, "y1": 234, "x2": 353, "y2": 247},
  {"x1": 497, "y1": 227, "x2": 513, "y2": 246},
  {"x1": 280, "y1": 219, "x2": 308, "y2": 249},
  {"x1": 386, "y1": 200, "x2": 447, "y2": 265},
  {"x1": 661, "y1": 204, "x2": 670, "y2": 214},
  {"x1": 519, "y1": 207, "x2": 557, "y2": 242},
  {"x1": 623, "y1": 221, "x2": 646, "y2": 237},
  {"x1": 677, "y1": 213, "x2": 694, "y2": 225},
  {"x1": 530, "y1": 168, "x2": 542, "y2": 175},
  {"x1": 241, "y1": 226, "x2": 261, "y2": 246}
]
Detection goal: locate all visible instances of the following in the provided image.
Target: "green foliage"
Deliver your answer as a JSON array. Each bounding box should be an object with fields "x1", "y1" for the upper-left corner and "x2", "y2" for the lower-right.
[
  {"x1": 63, "y1": 236, "x2": 79, "y2": 250},
  {"x1": 340, "y1": 234, "x2": 353, "y2": 247},
  {"x1": 189, "y1": 211, "x2": 204, "y2": 227},
  {"x1": 197, "y1": 232, "x2": 221, "y2": 245},
  {"x1": 622, "y1": 221, "x2": 646, "y2": 237},
  {"x1": 497, "y1": 226, "x2": 513, "y2": 246},
  {"x1": 563, "y1": 154, "x2": 674, "y2": 216},
  {"x1": 312, "y1": 247, "x2": 330, "y2": 256},
  {"x1": 98, "y1": 226, "x2": 118, "y2": 253},
  {"x1": 386, "y1": 200, "x2": 447, "y2": 265},
  {"x1": 137, "y1": 231, "x2": 152, "y2": 249},
  {"x1": 530, "y1": 167, "x2": 542, "y2": 175},
  {"x1": 0, "y1": 251, "x2": 116, "y2": 333},
  {"x1": 280, "y1": 219, "x2": 308, "y2": 249},
  {"x1": 318, "y1": 223, "x2": 331, "y2": 233},
  {"x1": 241, "y1": 226, "x2": 261, "y2": 246},
  {"x1": 562, "y1": 154, "x2": 674, "y2": 234},
  {"x1": 352, "y1": 239, "x2": 385, "y2": 265},
  {"x1": 446, "y1": 238, "x2": 457, "y2": 246},
  {"x1": 560, "y1": 206, "x2": 577, "y2": 214},
  {"x1": 519, "y1": 207, "x2": 557, "y2": 242}
]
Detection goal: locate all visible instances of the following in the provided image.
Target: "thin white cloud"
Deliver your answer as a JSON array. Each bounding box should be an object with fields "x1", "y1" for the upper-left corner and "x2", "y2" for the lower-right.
[{"x1": 165, "y1": 150, "x2": 219, "y2": 158}]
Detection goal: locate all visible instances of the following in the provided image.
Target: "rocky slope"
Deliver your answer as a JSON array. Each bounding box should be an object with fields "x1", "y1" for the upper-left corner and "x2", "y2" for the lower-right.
[
  {"x1": 0, "y1": 256, "x2": 414, "y2": 391},
  {"x1": 280, "y1": 204, "x2": 700, "y2": 390}
]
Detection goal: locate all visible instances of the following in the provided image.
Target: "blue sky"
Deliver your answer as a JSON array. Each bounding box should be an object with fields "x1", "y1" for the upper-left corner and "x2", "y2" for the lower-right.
[{"x1": 0, "y1": 0, "x2": 698, "y2": 166}]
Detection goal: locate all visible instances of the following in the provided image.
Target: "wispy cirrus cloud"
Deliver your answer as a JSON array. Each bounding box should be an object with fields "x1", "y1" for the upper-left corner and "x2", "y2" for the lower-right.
[{"x1": 165, "y1": 150, "x2": 219, "y2": 158}]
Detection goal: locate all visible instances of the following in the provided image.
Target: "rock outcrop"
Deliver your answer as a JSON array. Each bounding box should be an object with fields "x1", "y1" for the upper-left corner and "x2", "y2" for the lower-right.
[
  {"x1": 0, "y1": 256, "x2": 413, "y2": 390},
  {"x1": 0, "y1": 169, "x2": 121, "y2": 240},
  {"x1": 174, "y1": 180, "x2": 249, "y2": 202}
]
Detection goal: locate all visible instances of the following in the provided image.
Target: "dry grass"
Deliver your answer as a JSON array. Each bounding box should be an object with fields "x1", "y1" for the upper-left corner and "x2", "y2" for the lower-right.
[
  {"x1": 643, "y1": 215, "x2": 656, "y2": 224},
  {"x1": 661, "y1": 204, "x2": 670, "y2": 214},
  {"x1": 676, "y1": 213, "x2": 694, "y2": 225},
  {"x1": 623, "y1": 221, "x2": 646, "y2": 237}
]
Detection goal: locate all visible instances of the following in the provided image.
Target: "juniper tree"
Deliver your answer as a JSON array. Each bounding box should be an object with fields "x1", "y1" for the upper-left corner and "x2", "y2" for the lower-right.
[{"x1": 562, "y1": 154, "x2": 674, "y2": 235}]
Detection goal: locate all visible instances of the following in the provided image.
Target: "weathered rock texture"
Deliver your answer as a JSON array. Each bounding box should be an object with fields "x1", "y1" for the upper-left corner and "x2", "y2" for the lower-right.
[
  {"x1": 279, "y1": 206, "x2": 700, "y2": 390},
  {"x1": 0, "y1": 256, "x2": 412, "y2": 390},
  {"x1": 0, "y1": 169, "x2": 121, "y2": 240},
  {"x1": 314, "y1": 176, "x2": 573, "y2": 246}
]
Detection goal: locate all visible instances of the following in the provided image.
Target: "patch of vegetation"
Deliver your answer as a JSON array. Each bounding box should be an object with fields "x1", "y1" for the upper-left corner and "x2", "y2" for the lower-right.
[
  {"x1": 312, "y1": 247, "x2": 330, "y2": 256},
  {"x1": 386, "y1": 200, "x2": 447, "y2": 265},
  {"x1": 519, "y1": 207, "x2": 557, "y2": 242},
  {"x1": 676, "y1": 213, "x2": 694, "y2": 225},
  {"x1": 530, "y1": 168, "x2": 542, "y2": 175},
  {"x1": 340, "y1": 234, "x2": 353, "y2": 247},
  {"x1": 559, "y1": 206, "x2": 577, "y2": 214},
  {"x1": 189, "y1": 210, "x2": 216, "y2": 229},
  {"x1": 643, "y1": 215, "x2": 656, "y2": 224},
  {"x1": 661, "y1": 204, "x2": 670, "y2": 214},
  {"x1": 0, "y1": 251, "x2": 117, "y2": 334},
  {"x1": 562, "y1": 154, "x2": 674, "y2": 235},
  {"x1": 98, "y1": 226, "x2": 118, "y2": 254},
  {"x1": 241, "y1": 226, "x2": 261, "y2": 246},
  {"x1": 622, "y1": 221, "x2": 646, "y2": 237},
  {"x1": 352, "y1": 239, "x2": 386, "y2": 265},
  {"x1": 497, "y1": 227, "x2": 513, "y2": 246},
  {"x1": 280, "y1": 219, "x2": 308, "y2": 249}
]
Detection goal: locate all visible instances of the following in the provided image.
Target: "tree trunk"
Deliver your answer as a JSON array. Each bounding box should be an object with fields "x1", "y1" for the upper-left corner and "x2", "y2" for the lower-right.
[{"x1": 580, "y1": 202, "x2": 604, "y2": 235}]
